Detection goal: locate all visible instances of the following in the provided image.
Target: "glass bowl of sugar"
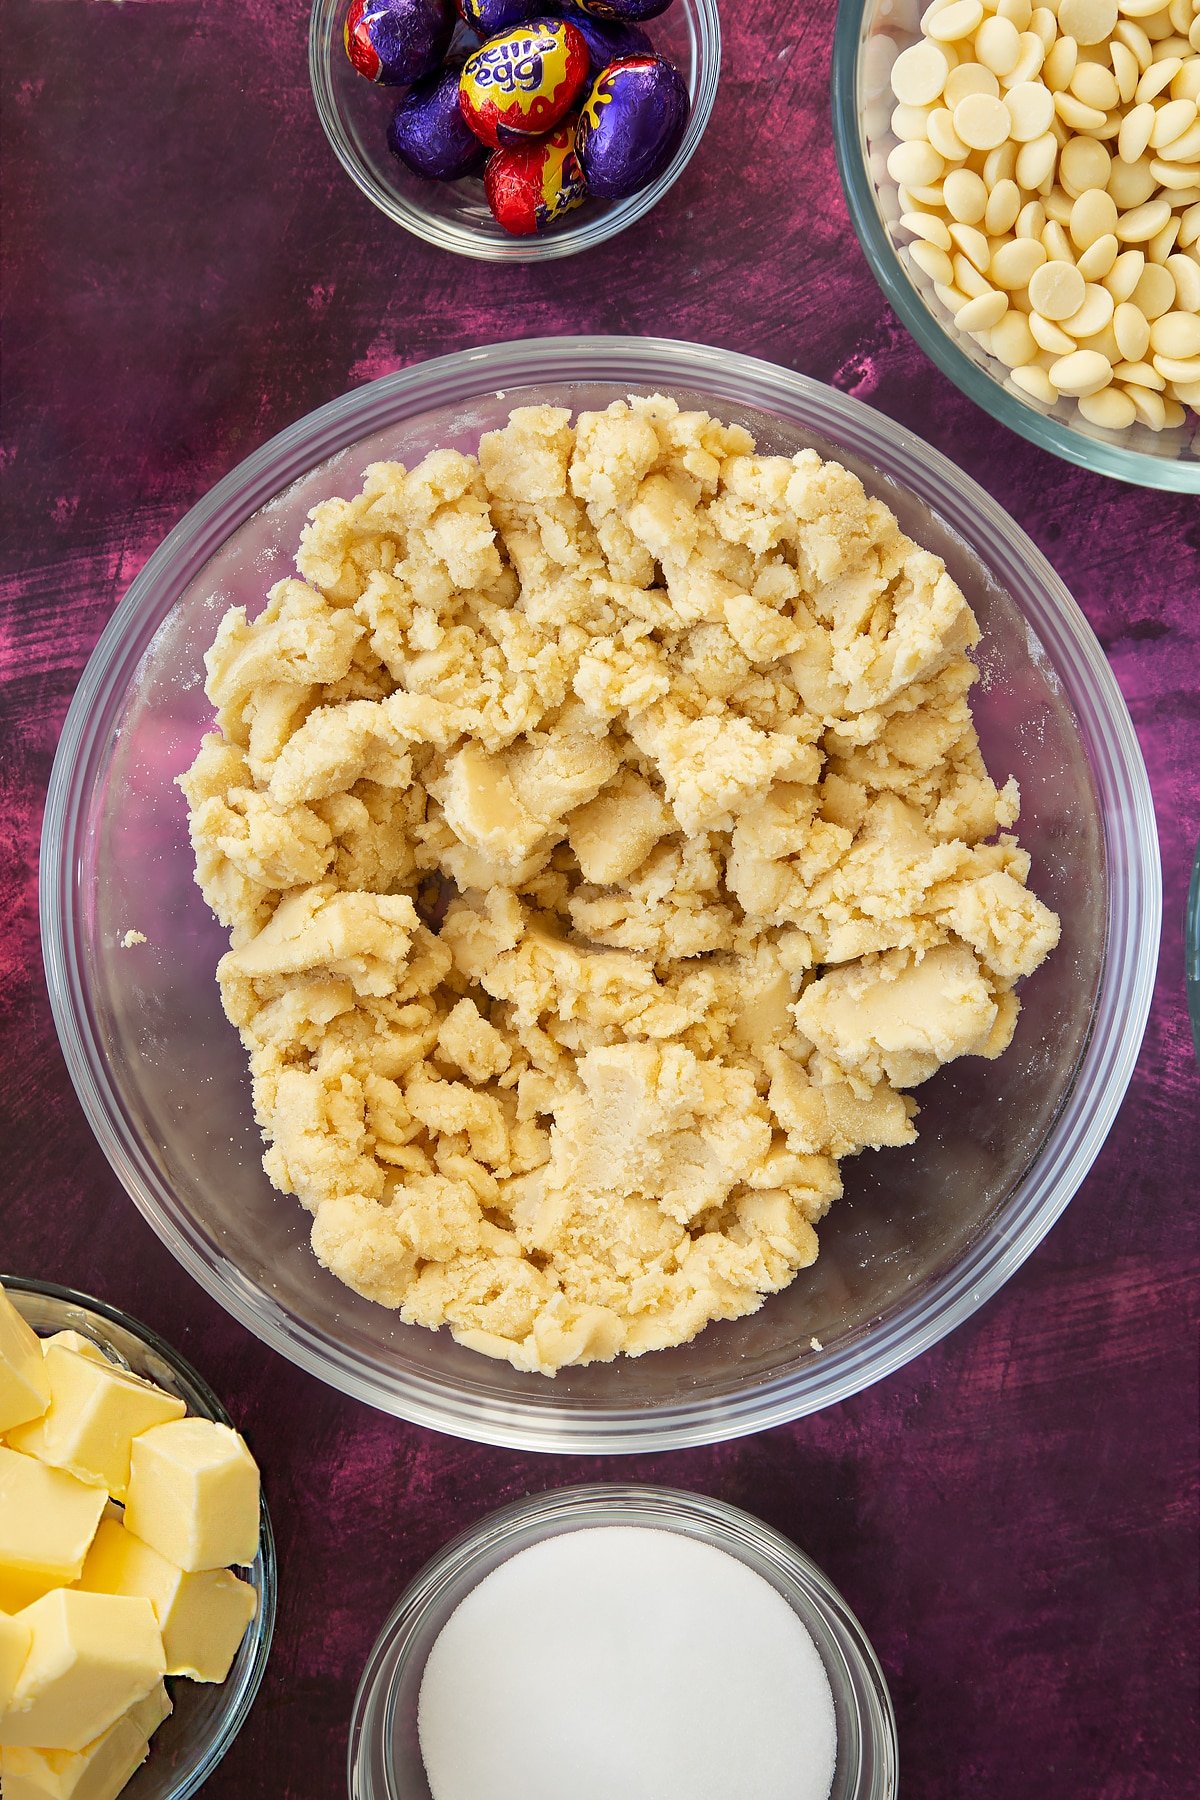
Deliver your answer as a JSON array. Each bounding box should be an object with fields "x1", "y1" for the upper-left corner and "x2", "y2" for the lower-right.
[{"x1": 347, "y1": 1484, "x2": 897, "y2": 1800}]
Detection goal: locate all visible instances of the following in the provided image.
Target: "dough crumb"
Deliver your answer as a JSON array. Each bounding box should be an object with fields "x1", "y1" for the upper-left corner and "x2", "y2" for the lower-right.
[{"x1": 181, "y1": 398, "x2": 1060, "y2": 1376}]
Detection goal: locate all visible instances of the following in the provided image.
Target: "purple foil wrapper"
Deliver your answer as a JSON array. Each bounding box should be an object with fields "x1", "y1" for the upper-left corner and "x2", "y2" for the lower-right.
[
  {"x1": 576, "y1": 53, "x2": 689, "y2": 198},
  {"x1": 388, "y1": 62, "x2": 488, "y2": 180},
  {"x1": 568, "y1": 12, "x2": 654, "y2": 77},
  {"x1": 456, "y1": 0, "x2": 539, "y2": 33},
  {"x1": 569, "y1": 0, "x2": 674, "y2": 22},
  {"x1": 347, "y1": 0, "x2": 455, "y2": 86}
]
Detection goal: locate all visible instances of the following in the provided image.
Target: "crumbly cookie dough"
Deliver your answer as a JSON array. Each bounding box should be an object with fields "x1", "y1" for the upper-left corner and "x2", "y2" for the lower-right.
[{"x1": 180, "y1": 397, "x2": 1060, "y2": 1376}]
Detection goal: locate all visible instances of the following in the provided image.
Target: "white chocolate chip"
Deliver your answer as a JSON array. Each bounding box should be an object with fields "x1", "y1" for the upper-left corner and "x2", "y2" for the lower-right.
[
  {"x1": 1151, "y1": 349, "x2": 1200, "y2": 380},
  {"x1": 1114, "y1": 356, "x2": 1166, "y2": 387},
  {"x1": 909, "y1": 240, "x2": 957, "y2": 285},
  {"x1": 1007, "y1": 32, "x2": 1048, "y2": 84},
  {"x1": 1111, "y1": 40, "x2": 1141, "y2": 104},
  {"x1": 1012, "y1": 361, "x2": 1059, "y2": 399},
  {"x1": 1126, "y1": 380, "x2": 1169, "y2": 424},
  {"x1": 928, "y1": 106, "x2": 972, "y2": 158},
  {"x1": 1055, "y1": 90, "x2": 1109, "y2": 131},
  {"x1": 892, "y1": 102, "x2": 935, "y2": 142},
  {"x1": 978, "y1": 14, "x2": 1023, "y2": 75},
  {"x1": 1104, "y1": 247, "x2": 1147, "y2": 298},
  {"x1": 1005, "y1": 79, "x2": 1058, "y2": 137},
  {"x1": 1131, "y1": 259, "x2": 1177, "y2": 315},
  {"x1": 1070, "y1": 62, "x2": 1121, "y2": 111},
  {"x1": 1148, "y1": 215, "x2": 1181, "y2": 263},
  {"x1": 1070, "y1": 186, "x2": 1120, "y2": 245},
  {"x1": 1150, "y1": 156, "x2": 1200, "y2": 189},
  {"x1": 891, "y1": 41, "x2": 953, "y2": 106},
  {"x1": 1114, "y1": 298, "x2": 1154, "y2": 356},
  {"x1": 1134, "y1": 58, "x2": 1181, "y2": 104},
  {"x1": 1166, "y1": 250, "x2": 1200, "y2": 309},
  {"x1": 944, "y1": 166, "x2": 991, "y2": 220},
  {"x1": 955, "y1": 289, "x2": 1011, "y2": 329},
  {"x1": 887, "y1": 140, "x2": 948, "y2": 185},
  {"x1": 949, "y1": 220, "x2": 994, "y2": 268},
  {"x1": 954, "y1": 92, "x2": 1014, "y2": 147},
  {"x1": 945, "y1": 60, "x2": 1001, "y2": 106},
  {"x1": 1042, "y1": 218, "x2": 1076, "y2": 262},
  {"x1": 1048, "y1": 347, "x2": 1114, "y2": 392},
  {"x1": 1115, "y1": 195, "x2": 1173, "y2": 237},
  {"x1": 986, "y1": 177, "x2": 1024, "y2": 231},
  {"x1": 990, "y1": 308, "x2": 1040, "y2": 363},
  {"x1": 1061, "y1": 280, "x2": 1117, "y2": 334},
  {"x1": 1016, "y1": 130, "x2": 1060, "y2": 185},
  {"x1": 1044, "y1": 35, "x2": 1080, "y2": 92},
  {"x1": 1077, "y1": 231, "x2": 1120, "y2": 277},
  {"x1": 1030, "y1": 258, "x2": 1089, "y2": 316},
  {"x1": 1030, "y1": 309, "x2": 1080, "y2": 351},
  {"x1": 1077, "y1": 384, "x2": 1137, "y2": 425},
  {"x1": 900, "y1": 210, "x2": 954, "y2": 249},
  {"x1": 991, "y1": 235, "x2": 1051, "y2": 285},
  {"x1": 1149, "y1": 308, "x2": 1200, "y2": 355},
  {"x1": 1150, "y1": 97, "x2": 1198, "y2": 149},
  {"x1": 928, "y1": 0, "x2": 986, "y2": 43},
  {"x1": 1118, "y1": 100, "x2": 1156, "y2": 160},
  {"x1": 1058, "y1": 0, "x2": 1119, "y2": 48}
]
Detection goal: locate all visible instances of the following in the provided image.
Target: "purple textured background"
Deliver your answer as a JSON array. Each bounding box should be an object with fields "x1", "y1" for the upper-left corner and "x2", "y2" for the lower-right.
[{"x1": 2, "y1": 1, "x2": 1198, "y2": 1793}]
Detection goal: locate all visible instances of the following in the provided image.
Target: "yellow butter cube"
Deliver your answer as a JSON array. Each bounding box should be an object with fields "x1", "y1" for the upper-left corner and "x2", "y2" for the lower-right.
[
  {"x1": 78, "y1": 1516, "x2": 257, "y2": 1683},
  {"x1": 38, "y1": 1332, "x2": 110, "y2": 1364},
  {"x1": 0, "y1": 1680, "x2": 170, "y2": 1800},
  {"x1": 0, "y1": 1607, "x2": 31, "y2": 1712},
  {"x1": 7, "y1": 1343, "x2": 185, "y2": 1501},
  {"x1": 1, "y1": 1589, "x2": 164, "y2": 1751},
  {"x1": 0, "y1": 1447, "x2": 107, "y2": 1614},
  {"x1": 0, "y1": 1286, "x2": 50, "y2": 1434},
  {"x1": 124, "y1": 1418, "x2": 259, "y2": 1573}
]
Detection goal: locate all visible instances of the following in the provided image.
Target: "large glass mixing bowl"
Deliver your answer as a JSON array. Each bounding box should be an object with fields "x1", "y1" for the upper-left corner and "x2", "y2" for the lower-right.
[{"x1": 40, "y1": 337, "x2": 1160, "y2": 1452}]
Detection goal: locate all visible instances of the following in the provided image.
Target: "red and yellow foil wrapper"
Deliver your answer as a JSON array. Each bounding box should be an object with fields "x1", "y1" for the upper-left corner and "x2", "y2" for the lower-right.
[
  {"x1": 459, "y1": 19, "x2": 589, "y2": 149},
  {"x1": 484, "y1": 120, "x2": 589, "y2": 233}
]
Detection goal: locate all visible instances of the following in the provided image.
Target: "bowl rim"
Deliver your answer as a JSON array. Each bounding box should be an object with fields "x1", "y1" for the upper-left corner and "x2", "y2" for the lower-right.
[
  {"x1": 830, "y1": 0, "x2": 1200, "y2": 495},
  {"x1": 306, "y1": 0, "x2": 722, "y2": 261},
  {"x1": 346, "y1": 1482, "x2": 898, "y2": 1800},
  {"x1": 0, "y1": 1274, "x2": 277, "y2": 1800},
  {"x1": 39, "y1": 334, "x2": 1162, "y2": 1453}
]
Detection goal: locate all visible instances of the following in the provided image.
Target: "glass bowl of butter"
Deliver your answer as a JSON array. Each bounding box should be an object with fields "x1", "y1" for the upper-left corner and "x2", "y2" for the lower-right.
[
  {"x1": 0, "y1": 1277, "x2": 276, "y2": 1799},
  {"x1": 39, "y1": 337, "x2": 1160, "y2": 1453}
]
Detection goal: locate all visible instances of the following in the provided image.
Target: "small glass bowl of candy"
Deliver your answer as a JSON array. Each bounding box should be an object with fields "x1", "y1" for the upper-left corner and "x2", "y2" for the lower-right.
[{"x1": 308, "y1": 0, "x2": 721, "y2": 259}]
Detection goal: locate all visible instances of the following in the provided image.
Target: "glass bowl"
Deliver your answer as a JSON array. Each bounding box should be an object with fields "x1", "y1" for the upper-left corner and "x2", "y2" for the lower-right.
[
  {"x1": 1187, "y1": 835, "x2": 1200, "y2": 1062},
  {"x1": 832, "y1": 0, "x2": 1200, "y2": 492},
  {"x1": 307, "y1": 0, "x2": 720, "y2": 259},
  {"x1": 0, "y1": 1277, "x2": 276, "y2": 1800},
  {"x1": 347, "y1": 1483, "x2": 897, "y2": 1800},
  {"x1": 40, "y1": 336, "x2": 1160, "y2": 1452}
]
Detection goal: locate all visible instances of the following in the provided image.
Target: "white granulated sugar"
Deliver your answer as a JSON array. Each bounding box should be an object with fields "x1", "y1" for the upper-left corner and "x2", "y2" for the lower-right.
[{"x1": 416, "y1": 1524, "x2": 837, "y2": 1800}]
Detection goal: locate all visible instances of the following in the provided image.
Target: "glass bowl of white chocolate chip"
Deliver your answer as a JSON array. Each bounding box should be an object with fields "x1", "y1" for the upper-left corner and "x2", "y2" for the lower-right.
[
  {"x1": 834, "y1": 0, "x2": 1200, "y2": 489},
  {"x1": 40, "y1": 337, "x2": 1160, "y2": 1452}
]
